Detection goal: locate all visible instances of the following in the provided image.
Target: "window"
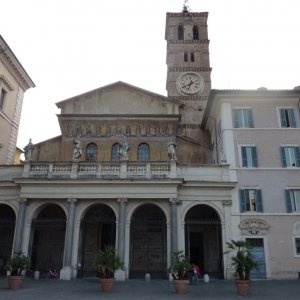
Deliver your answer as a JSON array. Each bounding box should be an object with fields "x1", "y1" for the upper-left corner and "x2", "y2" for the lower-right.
[
  {"x1": 193, "y1": 25, "x2": 199, "y2": 40},
  {"x1": 286, "y1": 189, "x2": 300, "y2": 212},
  {"x1": 240, "y1": 189, "x2": 263, "y2": 212},
  {"x1": 86, "y1": 143, "x2": 97, "y2": 161},
  {"x1": 184, "y1": 52, "x2": 188, "y2": 62},
  {"x1": 295, "y1": 238, "x2": 300, "y2": 255},
  {"x1": 191, "y1": 52, "x2": 195, "y2": 62},
  {"x1": 279, "y1": 108, "x2": 296, "y2": 128},
  {"x1": 281, "y1": 146, "x2": 300, "y2": 167},
  {"x1": 0, "y1": 87, "x2": 7, "y2": 110},
  {"x1": 111, "y1": 143, "x2": 119, "y2": 161},
  {"x1": 137, "y1": 143, "x2": 150, "y2": 161},
  {"x1": 233, "y1": 109, "x2": 254, "y2": 128},
  {"x1": 178, "y1": 25, "x2": 184, "y2": 40},
  {"x1": 241, "y1": 146, "x2": 258, "y2": 167}
]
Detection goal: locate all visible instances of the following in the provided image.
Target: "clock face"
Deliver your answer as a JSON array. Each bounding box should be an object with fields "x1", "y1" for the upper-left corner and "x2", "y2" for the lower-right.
[{"x1": 177, "y1": 72, "x2": 204, "y2": 95}]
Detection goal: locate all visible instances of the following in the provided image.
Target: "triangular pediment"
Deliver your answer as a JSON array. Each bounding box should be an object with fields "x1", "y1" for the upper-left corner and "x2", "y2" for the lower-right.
[{"x1": 56, "y1": 81, "x2": 181, "y2": 115}]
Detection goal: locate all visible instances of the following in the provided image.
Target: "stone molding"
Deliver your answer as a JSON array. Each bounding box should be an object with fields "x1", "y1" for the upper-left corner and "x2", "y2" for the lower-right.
[
  {"x1": 168, "y1": 39, "x2": 209, "y2": 44},
  {"x1": 239, "y1": 219, "x2": 270, "y2": 235}
]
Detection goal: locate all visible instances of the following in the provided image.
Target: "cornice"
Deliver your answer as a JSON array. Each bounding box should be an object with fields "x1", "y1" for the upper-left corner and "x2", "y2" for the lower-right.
[
  {"x1": 167, "y1": 12, "x2": 208, "y2": 17},
  {"x1": 0, "y1": 35, "x2": 35, "y2": 90},
  {"x1": 169, "y1": 95, "x2": 208, "y2": 101},
  {"x1": 168, "y1": 67, "x2": 211, "y2": 72},
  {"x1": 168, "y1": 39, "x2": 209, "y2": 44}
]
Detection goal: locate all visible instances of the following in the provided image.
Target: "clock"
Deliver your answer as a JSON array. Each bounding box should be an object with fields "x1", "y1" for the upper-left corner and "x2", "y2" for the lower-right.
[{"x1": 176, "y1": 72, "x2": 204, "y2": 95}]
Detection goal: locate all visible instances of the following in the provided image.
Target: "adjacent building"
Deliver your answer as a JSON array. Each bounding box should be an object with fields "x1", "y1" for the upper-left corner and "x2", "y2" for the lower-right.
[{"x1": 0, "y1": 7, "x2": 299, "y2": 280}]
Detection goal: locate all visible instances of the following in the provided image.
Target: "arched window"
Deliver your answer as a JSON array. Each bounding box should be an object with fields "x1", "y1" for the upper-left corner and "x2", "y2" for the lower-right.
[
  {"x1": 86, "y1": 143, "x2": 97, "y2": 161},
  {"x1": 111, "y1": 143, "x2": 119, "y2": 161},
  {"x1": 193, "y1": 25, "x2": 199, "y2": 40},
  {"x1": 184, "y1": 52, "x2": 188, "y2": 62},
  {"x1": 178, "y1": 25, "x2": 184, "y2": 40},
  {"x1": 137, "y1": 143, "x2": 150, "y2": 161},
  {"x1": 191, "y1": 52, "x2": 195, "y2": 62}
]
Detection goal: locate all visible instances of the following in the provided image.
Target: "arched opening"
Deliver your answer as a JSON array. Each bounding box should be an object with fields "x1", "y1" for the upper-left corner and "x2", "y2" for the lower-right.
[
  {"x1": 79, "y1": 204, "x2": 116, "y2": 277},
  {"x1": 0, "y1": 204, "x2": 15, "y2": 276},
  {"x1": 86, "y1": 143, "x2": 97, "y2": 161},
  {"x1": 185, "y1": 205, "x2": 223, "y2": 278},
  {"x1": 130, "y1": 204, "x2": 167, "y2": 279},
  {"x1": 137, "y1": 143, "x2": 150, "y2": 161},
  {"x1": 193, "y1": 25, "x2": 199, "y2": 40},
  {"x1": 30, "y1": 204, "x2": 66, "y2": 273},
  {"x1": 178, "y1": 25, "x2": 184, "y2": 40}
]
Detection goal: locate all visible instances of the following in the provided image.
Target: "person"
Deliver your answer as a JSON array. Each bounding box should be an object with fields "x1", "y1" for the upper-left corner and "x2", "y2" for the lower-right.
[
  {"x1": 119, "y1": 136, "x2": 130, "y2": 161},
  {"x1": 72, "y1": 137, "x2": 84, "y2": 162},
  {"x1": 24, "y1": 138, "x2": 34, "y2": 161},
  {"x1": 167, "y1": 140, "x2": 177, "y2": 160}
]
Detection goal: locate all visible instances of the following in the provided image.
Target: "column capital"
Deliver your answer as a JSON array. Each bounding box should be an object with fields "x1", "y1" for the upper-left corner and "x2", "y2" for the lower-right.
[
  {"x1": 222, "y1": 200, "x2": 232, "y2": 206},
  {"x1": 68, "y1": 198, "x2": 77, "y2": 204},
  {"x1": 169, "y1": 198, "x2": 181, "y2": 205},
  {"x1": 117, "y1": 198, "x2": 128, "y2": 204},
  {"x1": 19, "y1": 198, "x2": 27, "y2": 204}
]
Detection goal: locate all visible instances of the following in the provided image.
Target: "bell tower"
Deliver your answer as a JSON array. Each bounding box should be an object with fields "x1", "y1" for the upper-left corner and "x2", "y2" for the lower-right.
[{"x1": 165, "y1": 4, "x2": 211, "y2": 141}]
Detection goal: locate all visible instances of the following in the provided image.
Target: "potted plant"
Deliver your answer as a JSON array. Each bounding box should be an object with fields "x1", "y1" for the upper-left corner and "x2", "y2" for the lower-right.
[
  {"x1": 6, "y1": 251, "x2": 31, "y2": 290},
  {"x1": 225, "y1": 240, "x2": 259, "y2": 295},
  {"x1": 94, "y1": 245, "x2": 123, "y2": 293},
  {"x1": 168, "y1": 250, "x2": 192, "y2": 294}
]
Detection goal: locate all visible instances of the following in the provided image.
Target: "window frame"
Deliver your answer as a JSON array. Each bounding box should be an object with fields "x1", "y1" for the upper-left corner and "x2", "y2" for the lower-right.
[
  {"x1": 192, "y1": 25, "x2": 199, "y2": 40},
  {"x1": 111, "y1": 143, "x2": 120, "y2": 161},
  {"x1": 286, "y1": 189, "x2": 300, "y2": 212},
  {"x1": 137, "y1": 143, "x2": 150, "y2": 162},
  {"x1": 240, "y1": 145, "x2": 258, "y2": 168},
  {"x1": 239, "y1": 189, "x2": 263, "y2": 213},
  {"x1": 280, "y1": 146, "x2": 300, "y2": 167},
  {"x1": 86, "y1": 143, "x2": 97, "y2": 162},
  {"x1": 0, "y1": 75, "x2": 14, "y2": 112},
  {"x1": 277, "y1": 107, "x2": 296, "y2": 128},
  {"x1": 178, "y1": 25, "x2": 184, "y2": 40},
  {"x1": 293, "y1": 237, "x2": 300, "y2": 257},
  {"x1": 233, "y1": 108, "x2": 254, "y2": 128}
]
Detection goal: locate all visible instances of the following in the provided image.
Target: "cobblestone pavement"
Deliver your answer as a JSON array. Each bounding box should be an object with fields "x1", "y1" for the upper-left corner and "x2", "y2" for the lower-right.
[{"x1": 1, "y1": 278, "x2": 300, "y2": 300}]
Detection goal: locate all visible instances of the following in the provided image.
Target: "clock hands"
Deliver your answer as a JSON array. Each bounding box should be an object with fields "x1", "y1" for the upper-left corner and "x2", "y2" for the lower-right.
[{"x1": 182, "y1": 80, "x2": 195, "y2": 89}]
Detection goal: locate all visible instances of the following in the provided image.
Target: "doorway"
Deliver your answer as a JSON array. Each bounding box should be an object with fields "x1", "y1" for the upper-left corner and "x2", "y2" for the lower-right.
[
  {"x1": 130, "y1": 204, "x2": 167, "y2": 279},
  {"x1": 246, "y1": 238, "x2": 266, "y2": 279}
]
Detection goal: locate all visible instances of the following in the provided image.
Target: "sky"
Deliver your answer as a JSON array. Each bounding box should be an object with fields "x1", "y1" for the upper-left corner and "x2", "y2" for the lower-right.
[{"x1": 1, "y1": 0, "x2": 300, "y2": 148}]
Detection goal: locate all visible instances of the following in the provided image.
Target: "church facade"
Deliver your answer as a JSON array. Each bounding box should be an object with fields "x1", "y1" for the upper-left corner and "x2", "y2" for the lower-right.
[{"x1": 1, "y1": 7, "x2": 300, "y2": 280}]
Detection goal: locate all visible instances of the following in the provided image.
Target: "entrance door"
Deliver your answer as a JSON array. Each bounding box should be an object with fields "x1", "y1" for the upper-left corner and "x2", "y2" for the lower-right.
[
  {"x1": 130, "y1": 205, "x2": 167, "y2": 279},
  {"x1": 0, "y1": 205, "x2": 15, "y2": 276},
  {"x1": 80, "y1": 205, "x2": 116, "y2": 277},
  {"x1": 30, "y1": 205, "x2": 66, "y2": 272},
  {"x1": 246, "y1": 238, "x2": 266, "y2": 279},
  {"x1": 185, "y1": 205, "x2": 223, "y2": 278}
]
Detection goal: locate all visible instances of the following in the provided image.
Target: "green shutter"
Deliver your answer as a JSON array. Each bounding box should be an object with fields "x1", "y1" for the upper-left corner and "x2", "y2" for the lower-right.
[
  {"x1": 241, "y1": 147, "x2": 248, "y2": 167},
  {"x1": 256, "y1": 190, "x2": 263, "y2": 212},
  {"x1": 248, "y1": 110, "x2": 254, "y2": 128},
  {"x1": 280, "y1": 147, "x2": 287, "y2": 167},
  {"x1": 285, "y1": 189, "x2": 293, "y2": 213},
  {"x1": 295, "y1": 147, "x2": 300, "y2": 167},
  {"x1": 279, "y1": 109, "x2": 287, "y2": 127},
  {"x1": 234, "y1": 110, "x2": 239, "y2": 128},
  {"x1": 239, "y1": 189, "x2": 247, "y2": 212},
  {"x1": 289, "y1": 109, "x2": 296, "y2": 128},
  {"x1": 252, "y1": 147, "x2": 258, "y2": 167}
]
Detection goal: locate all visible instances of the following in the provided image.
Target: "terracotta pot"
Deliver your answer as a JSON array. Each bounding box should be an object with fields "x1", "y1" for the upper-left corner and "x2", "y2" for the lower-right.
[
  {"x1": 99, "y1": 278, "x2": 115, "y2": 293},
  {"x1": 235, "y1": 279, "x2": 251, "y2": 295},
  {"x1": 173, "y1": 279, "x2": 189, "y2": 294},
  {"x1": 7, "y1": 275, "x2": 24, "y2": 290}
]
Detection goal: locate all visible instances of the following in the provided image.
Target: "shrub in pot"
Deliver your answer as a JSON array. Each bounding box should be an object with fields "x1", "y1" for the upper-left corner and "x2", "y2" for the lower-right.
[
  {"x1": 6, "y1": 251, "x2": 31, "y2": 290},
  {"x1": 94, "y1": 245, "x2": 123, "y2": 293},
  {"x1": 225, "y1": 240, "x2": 259, "y2": 295},
  {"x1": 168, "y1": 250, "x2": 192, "y2": 294}
]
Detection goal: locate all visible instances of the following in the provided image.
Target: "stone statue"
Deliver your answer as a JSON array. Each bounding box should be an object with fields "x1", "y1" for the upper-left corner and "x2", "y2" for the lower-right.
[
  {"x1": 24, "y1": 138, "x2": 34, "y2": 161},
  {"x1": 72, "y1": 137, "x2": 84, "y2": 162},
  {"x1": 168, "y1": 140, "x2": 177, "y2": 160},
  {"x1": 119, "y1": 135, "x2": 130, "y2": 161}
]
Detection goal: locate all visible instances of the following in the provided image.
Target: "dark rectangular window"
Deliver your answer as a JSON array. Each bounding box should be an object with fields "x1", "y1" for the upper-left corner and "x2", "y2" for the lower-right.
[
  {"x1": 191, "y1": 53, "x2": 195, "y2": 62},
  {"x1": 295, "y1": 238, "x2": 300, "y2": 255},
  {"x1": 281, "y1": 147, "x2": 300, "y2": 167},
  {"x1": 184, "y1": 53, "x2": 188, "y2": 62},
  {"x1": 279, "y1": 108, "x2": 296, "y2": 128},
  {"x1": 0, "y1": 88, "x2": 7, "y2": 110}
]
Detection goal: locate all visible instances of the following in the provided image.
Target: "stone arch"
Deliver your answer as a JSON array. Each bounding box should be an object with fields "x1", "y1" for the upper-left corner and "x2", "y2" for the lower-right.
[
  {"x1": 0, "y1": 203, "x2": 16, "y2": 275},
  {"x1": 184, "y1": 204, "x2": 223, "y2": 278},
  {"x1": 129, "y1": 203, "x2": 168, "y2": 279}
]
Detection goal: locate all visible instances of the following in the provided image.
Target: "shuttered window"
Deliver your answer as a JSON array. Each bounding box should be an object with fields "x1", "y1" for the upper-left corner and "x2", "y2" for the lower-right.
[
  {"x1": 280, "y1": 147, "x2": 300, "y2": 167},
  {"x1": 279, "y1": 108, "x2": 296, "y2": 128},
  {"x1": 285, "y1": 189, "x2": 300, "y2": 212},
  {"x1": 241, "y1": 146, "x2": 258, "y2": 167},
  {"x1": 240, "y1": 189, "x2": 263, "y2": 212},
  {"x1": 233, "y1": 109, "x2": 254, "y2": 128}
]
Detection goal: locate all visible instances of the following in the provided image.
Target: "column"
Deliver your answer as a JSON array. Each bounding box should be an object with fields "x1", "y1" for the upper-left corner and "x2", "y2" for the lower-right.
[
  {"x1": 60, "y1": 198, "x2": 77, "y2": 280},
  {"x1": 170, "y1": 198, "x2": 178, "y2": 255},
  {"x1": 13, "y1": 198, "x2": 27, "y2": 253},
  {"x1": 116, "y1": 198, "x2": 127, "y2": 281}
]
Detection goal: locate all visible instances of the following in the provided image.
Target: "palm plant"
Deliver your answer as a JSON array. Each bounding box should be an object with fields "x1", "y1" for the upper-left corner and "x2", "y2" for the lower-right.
[
  {"x1": 225, "y1": 240, "x2": 258, "y2": 280},
  {"x1": 169, "y1": 250, "x2": 192, "y2": 280},
  {"x1": 6, "y1": 251, "x2": 31, "y2": 276}
]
